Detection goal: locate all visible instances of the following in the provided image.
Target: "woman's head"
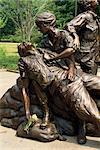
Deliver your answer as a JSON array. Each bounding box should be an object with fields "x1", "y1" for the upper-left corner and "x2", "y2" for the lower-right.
[
  {"x1": 78, "y1": 0, "x2": 98, "y2": 12},
  {"x1": 35, "y1": 12, "x2": 56, "y2": 34},
  {"x1": 18, "y1": 42, "x2": 35, "y2": 57}
]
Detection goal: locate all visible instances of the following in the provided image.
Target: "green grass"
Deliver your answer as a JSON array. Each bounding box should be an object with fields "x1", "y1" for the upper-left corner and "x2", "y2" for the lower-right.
[
  {"x1": 0, "y1": 42, "x2": 19, "y2": 70},
  {"x1": 0, "y1": 42, "x2": 18, "y2": 55}
]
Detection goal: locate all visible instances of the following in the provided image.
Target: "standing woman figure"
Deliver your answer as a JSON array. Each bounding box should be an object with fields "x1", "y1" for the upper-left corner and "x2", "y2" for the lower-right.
[{"x1": 65, "y1": 0, "x2": 100, "y2": 75}]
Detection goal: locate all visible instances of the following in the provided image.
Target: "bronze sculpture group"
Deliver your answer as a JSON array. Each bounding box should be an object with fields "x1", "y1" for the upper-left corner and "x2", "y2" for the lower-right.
[{"x1": 0, "y1": 0, "x2": 100, "y2": 145}]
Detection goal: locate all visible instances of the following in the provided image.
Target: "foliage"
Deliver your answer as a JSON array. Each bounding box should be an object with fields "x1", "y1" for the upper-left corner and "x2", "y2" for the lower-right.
[
  {"x1": 0, "y1": 0, "x2": 100, "y2": 44},
  {"x1": 96, "y1": 5, "x2": 100, "y2": 16},
  {"x1": 31, "y1": 27, "x2": 43, "y2": 45},
  {"x1": 47, "y1": 0, "x2": 75, "y2": 28},
  {"x1": 0, "y1": 17, "x2": 7, "y2": 28},
  {"x1": 0, "y1": 0, "x2": 50, "y2": 42},
  {"x1": 0, "y1": 0, "x2": 99, "y2": 70},
  {"x1": 0, "y1": 18, "x2": 15, "y2": 35}
]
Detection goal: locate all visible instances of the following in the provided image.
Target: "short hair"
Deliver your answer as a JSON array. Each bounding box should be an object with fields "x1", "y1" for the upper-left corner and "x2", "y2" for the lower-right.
[{"x1": 17, "y1": 42, "x2": 34, "y2": 57}]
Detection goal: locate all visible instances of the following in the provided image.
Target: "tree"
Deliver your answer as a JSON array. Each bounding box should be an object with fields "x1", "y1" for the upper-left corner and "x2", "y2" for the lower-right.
[
  {"x1": 0, "y1": 18, "x2": 16, "y2": 37},
  {"x1": 0, "y1": 17, "x2": 7, "y2": 29},
  {"x1": 0, "y1": 0, "x2": 50, "y2": 42},
  {"x1": 46, "y1": 0, "x2": 75, "y2": 28},
  {"x1": 0, "y1": 0, "x2": 99, "y2": 43}
]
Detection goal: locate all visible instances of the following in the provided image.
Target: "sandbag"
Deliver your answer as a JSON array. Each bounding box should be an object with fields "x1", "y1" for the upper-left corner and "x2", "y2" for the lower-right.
[
  {"x1": 0, "y1": 92, "x2": 23, "y2": 110},
  {"x1": 16, "y1": 119, "x2": 58, "y2": 142},
  {"x1": 1, "y1": 116, "x2": 26, "y2": 129},
  {"x1": 10, "y1": 84, "x2": 23, "y2": 101},
  {"x1": 0, "y1": 108, "x2": 18, "y2": 120}
]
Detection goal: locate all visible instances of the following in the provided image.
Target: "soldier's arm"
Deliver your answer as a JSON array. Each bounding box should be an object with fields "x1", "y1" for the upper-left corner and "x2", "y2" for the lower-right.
[
  {"x1": 66, "y1": 55, "x2": 76, "y2": 81},
  {"x1": 49, "y1": 51, "x2": 76, "y2": 81},
  {"x1": 21, "y1": 78, "x2": 31, "y2": 119},
  {"x1": 65, "y1": 12, "x2": 92, "y2": 49},
  {"x1": 49, "y1": 48, "x2": 75, "y2": 61},
  {"x1": 18, "y1": 58, "x2": 31, "y2": 120},
  {"x1": 65, "y1": 12, "x2": 89, "y2": 33}
]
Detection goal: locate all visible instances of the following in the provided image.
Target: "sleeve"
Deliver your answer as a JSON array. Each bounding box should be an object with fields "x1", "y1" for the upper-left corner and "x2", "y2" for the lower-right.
[
  {"x1": 63, "y1": 31, "x2": 75, "y2": 51},
  {"x1": 18, "y1": 58, "x2": 28, "y2": 79},
  {"x1": 65, "y1": 12, "x2": 92, "y2": 33},
  {"x1": 40, "y1": 34, "x2": 52, "y2": 49}
]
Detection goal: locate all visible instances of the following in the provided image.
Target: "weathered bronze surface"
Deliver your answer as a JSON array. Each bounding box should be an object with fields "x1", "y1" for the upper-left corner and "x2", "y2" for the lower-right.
[
  {"x1": 0, "y1": 7, "x2": 100, "y2": 145},
  {"x1": 65, "y1": 0, "x2": 100, "y2": 75}
]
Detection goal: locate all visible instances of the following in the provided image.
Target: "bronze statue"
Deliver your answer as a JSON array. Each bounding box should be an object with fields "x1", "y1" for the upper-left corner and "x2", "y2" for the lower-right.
[
  {"x1": 35, "y1": 12, "x2": 100, "y2": 144},
  {"x1": 0, "y1": 40, "x2": 99, "y2": 141},
  {"x1": 0, "y1": 11, "x2": 100, "y2": 145},
  {"x1": 65, "y1": 0, "x2": 100, "y2": 75},
  {"x1": 18, "y1": 11, "x2": 78, "y2": 129}
]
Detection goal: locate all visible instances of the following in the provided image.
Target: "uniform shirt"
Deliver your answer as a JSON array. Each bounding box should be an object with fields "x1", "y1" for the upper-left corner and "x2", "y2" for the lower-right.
[
  {"x1": 66, "y1": 10, "x2": 100, "y2": 66},
  {"x1": 41, "y1": 28, "x2": 74, "y2": 54},
  {"x1": 40, "y1": 28, "x2": 75, "y2": 70}
]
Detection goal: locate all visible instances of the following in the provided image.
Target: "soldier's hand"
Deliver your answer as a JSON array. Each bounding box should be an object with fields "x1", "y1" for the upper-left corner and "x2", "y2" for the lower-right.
[
  {"x1": 73, "y1": 37, "x2": 80, "y2": 50},
  {"x1": 67, "y1": 68, "x2": 76, "y2": 81}
]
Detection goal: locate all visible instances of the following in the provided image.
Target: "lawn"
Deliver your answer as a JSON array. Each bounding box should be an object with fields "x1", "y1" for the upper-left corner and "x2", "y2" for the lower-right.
[
  {"x1": 0, "y1": 42, "x2": 19, "y2": 70},
  {"x1": 0, "y1": 42, "x2": 19, "y2": 55}
]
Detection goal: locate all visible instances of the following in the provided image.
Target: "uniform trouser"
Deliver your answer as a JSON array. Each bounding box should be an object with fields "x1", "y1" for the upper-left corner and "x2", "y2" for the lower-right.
[
  {"x1": 81, "y1": 71, "x2": 100, "y2": 103},
  {"x1": 75, "y1": 50, "x2": 98, "y2": 75}
]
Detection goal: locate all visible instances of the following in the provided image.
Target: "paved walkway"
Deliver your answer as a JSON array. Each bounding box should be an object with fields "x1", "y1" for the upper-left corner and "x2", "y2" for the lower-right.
[
  {"x1": 0, "y1": 71, "x2": 100, "y2": 150},
  {"x1": 0, "y1": 71, "x2": 19, "y2": 98}
]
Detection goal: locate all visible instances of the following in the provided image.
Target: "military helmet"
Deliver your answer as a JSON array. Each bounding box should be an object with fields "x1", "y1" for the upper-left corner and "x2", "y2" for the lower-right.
[
  {"x1": 78, "y1": 0, "x2": 98, "y2": 11},
  {"x1": 35, "y1": 12, "x2": 56, "y2": 28}
]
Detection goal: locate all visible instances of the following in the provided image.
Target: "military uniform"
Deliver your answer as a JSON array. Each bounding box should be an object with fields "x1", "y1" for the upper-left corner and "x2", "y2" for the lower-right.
[
  {"x1": 40, "y1": 27, "x2": 100, "y2": 135},
  {"x1": 40, "y1": 28, "x2": 75, "y2": 81},
  {"x1": 66, "y1": 10, "x2": 100, "y2": 75}
]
